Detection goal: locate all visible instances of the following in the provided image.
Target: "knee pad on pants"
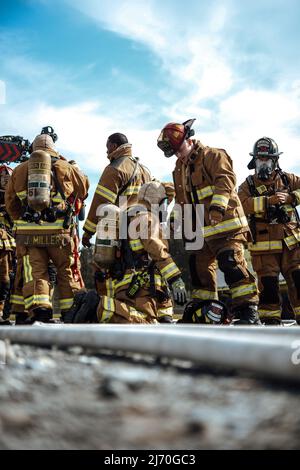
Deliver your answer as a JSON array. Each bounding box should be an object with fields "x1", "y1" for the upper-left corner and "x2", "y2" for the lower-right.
[
  {"x1": 217, "y1": 250, "x2": 246, "y2": 285},
  {"x1": 260, "y1": 276, "x2": 279, "y2": 304},
  {"x1": 291, "y1": 270, "x2": 300, "y2": 299}
]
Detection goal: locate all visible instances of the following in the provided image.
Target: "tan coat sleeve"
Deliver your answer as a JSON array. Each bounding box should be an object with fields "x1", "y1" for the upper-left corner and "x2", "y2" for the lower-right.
[
  {"x1": 238, "y1": 179, "x2": 268, "y2": 216},
  {"x1": 83, "y1": 166, "x2": 124, "y2": 235},
  {"x1": 206, "y1": 150, "x2": 236, "y2": 212},
  {"x1": 5, "y1": 168, "x2": 24, "y2": 221},
  {"x1": 139, "y1": 213, "x2": 181, "y2": 283},
  {"x1": 54, "y1": 160, "x2": 89, "y2": 200},
  {"x1": 287, "y1": 172, "x2": 300, "y2": 205}
]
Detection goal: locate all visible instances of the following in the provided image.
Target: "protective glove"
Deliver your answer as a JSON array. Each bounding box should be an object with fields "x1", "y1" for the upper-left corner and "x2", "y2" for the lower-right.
[
  {"x1": 170, "y1": 277, "x2": 187, "y2": 305},
  {"x1": 82, "y1": 232, "x2": 92, "y2": 248},
  {"x1": 268, "y1": 192, "x2": 292, "y2": 205},
  {"x1": 209, "y1": 209, "x2": 224, "y2": 226}
]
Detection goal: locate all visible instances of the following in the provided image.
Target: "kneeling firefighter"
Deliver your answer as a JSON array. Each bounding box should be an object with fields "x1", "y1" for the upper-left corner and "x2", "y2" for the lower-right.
[
  {"x1": 5, "y1": 134, "x2": 89, "y2": 323},
  {"x1": 93, "y1": 181, "x2": 187, "y2": 324},
  {"x1": 239, "y1": 137, "x2": 300, "y2": 324},
  {"x1": 0, "y1": 165, "x2": 15, "y2": 324}
]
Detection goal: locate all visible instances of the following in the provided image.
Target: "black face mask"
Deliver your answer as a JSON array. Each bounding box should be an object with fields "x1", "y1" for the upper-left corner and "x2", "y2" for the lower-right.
[{"x1": 255, "y1": 159, "x2": 275, "y2": 181}]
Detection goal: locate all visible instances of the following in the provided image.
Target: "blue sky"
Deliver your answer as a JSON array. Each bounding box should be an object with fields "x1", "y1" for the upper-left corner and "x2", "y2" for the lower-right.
[{"x1": 1, "y1": 0, "x2": 300, "y2": 199}]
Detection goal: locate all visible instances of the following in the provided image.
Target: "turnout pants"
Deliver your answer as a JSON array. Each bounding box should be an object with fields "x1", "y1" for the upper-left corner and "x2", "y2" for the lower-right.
[
  {"x1": 0, "y1": 250, "x2": 12, "y2": 316},
  {"x1": 190, "y1": 234, "x2": 258, "y2": 311},
  {"x1": 96, "y1": 272, "x2": 172, "y2": 324},
  {"x1": 251, "y1": 244, "x2": 300, "y2": 322},
  {"x1": 22, "y1": 242, "x2": 79, "y2": 314}
]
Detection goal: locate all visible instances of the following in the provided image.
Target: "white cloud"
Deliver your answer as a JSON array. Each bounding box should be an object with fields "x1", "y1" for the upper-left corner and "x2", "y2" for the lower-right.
[{"x1": 67, "y1": 0, "x2": 235, "y2": 103}]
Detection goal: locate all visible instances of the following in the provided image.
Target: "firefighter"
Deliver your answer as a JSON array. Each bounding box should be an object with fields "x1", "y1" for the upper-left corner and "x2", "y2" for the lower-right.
[
  {"x1": 95, "y1": 181, "x2": 187, "y2": 324},
  {"x1": 157, "y1": 119, "x2": 259, "y2": 324},
  {"x1": 0, "y1": 165, "x2": 15, "y2": 324},
  {"x1": 238, "y1": 137, "x2": 300, "y2": 325},
  {"x1": 5, "y1": 133, "x2": 89, "y2": 323},
  {"x1": 82, "y1": 132, "x2": 152, "y2": 249}
]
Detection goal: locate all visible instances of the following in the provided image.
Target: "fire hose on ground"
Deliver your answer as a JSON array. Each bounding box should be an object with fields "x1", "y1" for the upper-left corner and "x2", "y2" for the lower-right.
[{"x1": 0, "y1": 324, "x2": 300, "y2": 383}]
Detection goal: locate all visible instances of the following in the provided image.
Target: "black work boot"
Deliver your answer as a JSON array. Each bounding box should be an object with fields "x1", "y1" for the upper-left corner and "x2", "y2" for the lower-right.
[
  {"x1": 15, "y1": 312, "x2": 30, "y2": 325},
  {"x1": 158, "y1": 316, "x2": 174, "y2": 324},
  {"x1": 31, "y1": 308, "x2": 52, "y2": 323},
  {"x1": 0, "y1": 315, "x2": 12, "y2": 325},
  {"x1": 61, "y1": 309, "x2": 75, "y2": 324},
  {"x1": 233, "y1": 305, "x2": 261, "y2": 325},
  {"x1": 260, "y1": 316, "x2": 282, "y2": 325}
]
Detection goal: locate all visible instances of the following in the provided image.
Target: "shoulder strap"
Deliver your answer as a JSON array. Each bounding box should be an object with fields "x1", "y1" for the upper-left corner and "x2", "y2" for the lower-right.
[
  {"x1": 51, "y1": 167, "x2": 66, "y2": 202},
  {"x1": 278, "y1": 169, "x2": 291, "y2": 191},
  {"x1": 246, "y1": 175, "x2": 258, "y2": 197},
  {"x1": 119, "y1": 158, "x2": 140, "y2": 196}
]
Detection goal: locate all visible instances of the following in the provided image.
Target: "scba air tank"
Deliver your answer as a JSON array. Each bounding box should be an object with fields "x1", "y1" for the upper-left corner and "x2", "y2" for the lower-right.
[
  {"x1": 27, "y1": 150, "x2": 52, "y2": 212},
  {"x1": 94, "y1": 204, "x2": 121, "y2": 267}
]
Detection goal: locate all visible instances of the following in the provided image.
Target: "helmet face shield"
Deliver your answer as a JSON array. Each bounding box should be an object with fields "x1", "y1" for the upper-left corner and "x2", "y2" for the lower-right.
[
  {"x1": 157, "y1": 137, "x2": 176, "y2": 158},
  {"x1": 157, "y1": 120, "x2": 196, "y2": 158}
]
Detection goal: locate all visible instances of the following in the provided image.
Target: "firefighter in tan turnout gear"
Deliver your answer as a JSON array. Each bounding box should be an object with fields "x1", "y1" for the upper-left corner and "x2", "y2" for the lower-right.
[
  {"x1": 157, "y1": 119, "x2": 259, "y2": 324},
  {"x1": 0, "y1": 165, "x2": 15, "y2": 324},
  {"x1": 82, "y1": 132, "x2": 152, "y2": 248},
  {"x1": 95, "y1": 181, "x2": 187, "y2": 324},
  {"x1": 5, "y1": 134, "x2": 89, "y2": 323},
  {"x1": 239, "y1": 137, "x2": 300, "y2": 324}
]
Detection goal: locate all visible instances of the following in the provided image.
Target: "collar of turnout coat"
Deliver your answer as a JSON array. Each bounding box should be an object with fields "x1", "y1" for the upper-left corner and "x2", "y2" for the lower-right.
[{"x1": 108, "y1": 143, "x2": 132, "y2": 162}]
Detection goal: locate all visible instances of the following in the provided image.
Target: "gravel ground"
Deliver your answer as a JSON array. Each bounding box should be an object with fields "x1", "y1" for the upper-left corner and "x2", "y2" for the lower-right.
[{"x1": 0, "y1": 341, "x2": 299, "y2": 450}]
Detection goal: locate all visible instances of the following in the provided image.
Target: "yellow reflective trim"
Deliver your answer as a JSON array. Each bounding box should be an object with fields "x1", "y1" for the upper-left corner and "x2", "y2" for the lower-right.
[
  {"x1": 16, "y1": 190, "x2": 27, "y2": 200},
  {"x1": 106, "y1": 278, "x2": 115, "y2": 297},
  {"x1": 204, "y1": 216, "x2": 248, "y2": 238},
  {"x1": 154, "y1": 274, "x2": 163, "y2": 287},
  {"x1": 103, "y1": 295, "x2": 115, "y2": 313},
  {"x1": 23, "y1": 255, "x2": 33, "y2": 284},
  {"x1": 114, "y1": 273, "x2": 134, "y2": 290},
  {"x1": 59, "y1": 298, "x2": 74, "y2": 310},
  {"x1": 249, "y1": 240, "x2": 283, "y2": 252},
  {"x1": 196, "y1": 185, "x2": 215, "y2": 201},
  {"x1": 24, "y1": 295, "x2": 51, "y2": 309},
  {"x1": 122, "y1": 185, "x2": 140, "y2": 196},
  {"x1": 95, "y1": 184, "x2": 117, "y2": 203},
  {"x1": 157, "y1": 307, "x2": 173, "y2": 318},
  {"x1": 293, "y1": 306, "x2": 300, "y2": 315},
  {"x1": 100, "y1": 309, "x2": 114, "y2": 323},
  {"x1": 259, "y1": 309, "x2": 281, "y2": 318},
  {"x1": 129, "y1": 307, "x2": 148, "y2": 320},
  {"x1": 253, "y1": 196, "x2": 265, "y2": 214},
  {"x1": 129, "y1": 239, "x2": 144, "y2": 251},
  {"x1": 211, "y1": 194, "x2": 229, "y2": 209},
  {"x1": 15, "y1": 219, "x2": 66, "y2": 231},
  {"x1": 10, "y1": 295, "x2": 25, "y2": 306},
  {"x1": 230, "y1": 282, "x2": 257, "y2": 299},
  {"x1": 160, "y1": 262, "x2": 180, "y2": 280},
  {"x1": 192, "y1": 289, "x2": 218, "y2": 300},
  {"x1": 83, "y1": 219, "x2": 97, "y2": 233}
]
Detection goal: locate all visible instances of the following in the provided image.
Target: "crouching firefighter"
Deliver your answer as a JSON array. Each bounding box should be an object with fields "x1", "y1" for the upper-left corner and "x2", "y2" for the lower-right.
[
  {"x1": 5, "y1": 134, "x2": 89, "y2": 323},
  {"x1": 93, "y1": 181, "x2": 187, "y2": 324},
  {"x1": 0, "y1": 165, "x2": 15, "y2": 324},
  {"x1": 239, "y1": 137, "x2": 300, "y2": 325},
  {"x1": 157, "y1": 119, "x2": 259, "y2": 324}
]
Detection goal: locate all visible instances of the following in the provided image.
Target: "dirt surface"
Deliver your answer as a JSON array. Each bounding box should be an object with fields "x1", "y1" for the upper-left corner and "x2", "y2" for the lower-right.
[{"x1": 0, "y1": 341, "x2": 299, "y2": 450}]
